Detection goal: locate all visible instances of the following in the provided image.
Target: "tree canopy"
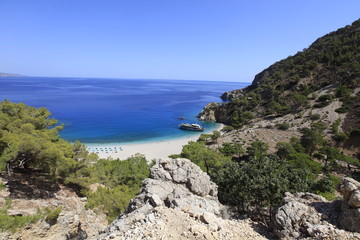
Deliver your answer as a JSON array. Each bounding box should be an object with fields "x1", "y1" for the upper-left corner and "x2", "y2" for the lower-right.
[{"x1": 0, "y1": 100, "x2": 79, "y2": 176}]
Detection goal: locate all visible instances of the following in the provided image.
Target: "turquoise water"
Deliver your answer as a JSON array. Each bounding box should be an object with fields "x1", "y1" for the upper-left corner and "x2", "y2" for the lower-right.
[{"x1": 0, "y1": 77, "x2": 248, "y2": 143}]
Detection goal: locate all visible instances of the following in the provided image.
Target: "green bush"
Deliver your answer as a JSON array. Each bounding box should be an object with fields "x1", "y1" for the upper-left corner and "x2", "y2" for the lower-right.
[
  {"x1": 310, "y1": 113, "x2": 321, "y2": 120},
  {"x1": 332, "y1": 132, "x2": 349, "y2": 142},
  {"x1": 313, "y1": 101, "x2": 330, "y2": 108},
  {"x1": 221, "y1": 126, "x2": 234, "y2": 132},
  {"x1": 286, "y1": 153, "x2": 322, "y2": 175},
  {"x1": 86, "y1": 185, "x2": 137, "y2": 222},
  {"x1": 275, "y1": 123, "x2": 290, "y2": 130},
  {"x1": 45, "y1": 206, "x2": 62, "y2": 225},
  {"x1": 180, "y1": 141, "x2": 231, "y2": 175},
  {"x1": 0, "y1": 198, "x2": 42, "y2": 233},
  {"x1": 331, "y1": 119, "x2": 341, "y2": 134},
  {"x1": 197, "y1": 134, "x2": 212, "y2": 142},
  {"x1": 335, "y1": 106, "x2": 349, "y2": 113},
  {"x1": 0, "y1": 211, "x2": 42, "y2": 233},
  {"x1": 317, "y1": 94, "x2": 333, "y2": 102},
  {"x1": 214, "y1": 156, "x2": 311, "y2": 216},
  {"x1": 311, "y1": 175, "x2": 340, "y2": 201}
]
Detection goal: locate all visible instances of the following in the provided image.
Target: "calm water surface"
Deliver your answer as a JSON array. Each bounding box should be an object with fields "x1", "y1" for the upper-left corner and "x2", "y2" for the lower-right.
[{"x1": 0, "y1": 77, "x2": 248, "y2": 143}]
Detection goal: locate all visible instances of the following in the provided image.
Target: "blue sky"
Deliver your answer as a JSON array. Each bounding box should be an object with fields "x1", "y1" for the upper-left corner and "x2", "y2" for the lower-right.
[{"x1": 0, "y1": 1, "x2": 359, "y2": 82}]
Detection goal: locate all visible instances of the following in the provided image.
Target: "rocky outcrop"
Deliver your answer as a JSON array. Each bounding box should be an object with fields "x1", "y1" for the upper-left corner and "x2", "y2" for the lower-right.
[
  {"x1": 197, "y1": 102, "x2": 219, "y2": 122},
  {"x1": 99, "y1": 158, "x2": 270, "y2": 240},
  {"x1": 220, "y1": 89, "x2": 244, "y2": 101},
  {"x1": 0, "y1": 175, "x2": 107, "y2": 240},
  {"x1": 197, "y1": 102, "x2": 231, "y2": 124},
  {"x1": 271, "y1": 178, "x2": 360, "y2": 239},
  {"x1": 271, "y1": 192, "x2": 344, "y2": 239},
  {"x1": 338, "y1": 177, "x2": 360, "y2": 232}
]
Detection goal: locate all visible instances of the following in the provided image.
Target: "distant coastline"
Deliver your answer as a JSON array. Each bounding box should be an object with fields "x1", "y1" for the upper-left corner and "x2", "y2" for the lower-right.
[{"x1": 0, "y1": 72, "x2": 24, "y2": 77}]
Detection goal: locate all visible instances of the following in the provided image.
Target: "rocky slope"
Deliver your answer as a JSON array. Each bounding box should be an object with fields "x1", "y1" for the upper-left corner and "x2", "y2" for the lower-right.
[
  {"x1": 0, "y1": 171, "x2": 107, "y2": 240},
  {"x1": 99, "y1": 158, "x2": 272, "y2": 240},
  {"x1": 198, "y1": 19, "x2": 360, "y2": 127}
]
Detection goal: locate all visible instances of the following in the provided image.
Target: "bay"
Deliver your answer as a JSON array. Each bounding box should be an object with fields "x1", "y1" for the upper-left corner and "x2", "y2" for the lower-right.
[{"x1": 0, "y1": 77, "x2": 248, "y2": 143}]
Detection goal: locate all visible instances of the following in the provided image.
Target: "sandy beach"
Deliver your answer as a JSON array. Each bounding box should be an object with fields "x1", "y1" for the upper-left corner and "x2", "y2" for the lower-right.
[{"x1": 86, "y1": 124, "x2": 223, "y2": 161}]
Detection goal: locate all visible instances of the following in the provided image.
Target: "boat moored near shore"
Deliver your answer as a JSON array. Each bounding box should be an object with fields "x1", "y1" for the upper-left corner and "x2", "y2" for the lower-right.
[{"x1": 179, "y1": 123, "x2": 204, "y2": 131}]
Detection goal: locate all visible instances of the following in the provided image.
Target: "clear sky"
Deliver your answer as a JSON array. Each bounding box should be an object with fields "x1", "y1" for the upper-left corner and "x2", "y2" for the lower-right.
[{"x1": 0, "y1": 1, "x2": 359, "y2": 82}]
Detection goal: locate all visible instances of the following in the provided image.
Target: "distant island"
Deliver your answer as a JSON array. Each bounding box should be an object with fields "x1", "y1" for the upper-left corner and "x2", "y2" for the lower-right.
[{"x1": 0, "y1": 72, "x2": 24, "y2": 77}]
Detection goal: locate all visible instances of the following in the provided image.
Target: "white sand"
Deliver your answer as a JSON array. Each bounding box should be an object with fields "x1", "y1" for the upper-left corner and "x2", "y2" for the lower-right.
[{"x1": 86, "y1": 124, "x2": 223, "y2": 161}]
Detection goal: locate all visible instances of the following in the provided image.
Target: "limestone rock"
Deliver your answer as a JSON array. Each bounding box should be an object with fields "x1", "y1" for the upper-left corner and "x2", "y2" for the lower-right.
[
  {"x1": 197, "y1": 102, "x2": 218, "y2": 122},
  {"x1": 271, "y1": 192, "x2": 341, "y2": 239},
  {"x1": 337, "y1": 177, "x2": 360, "y2": 201},
  {"x1": 338, "y1": 177, "x2": 360, "y2": 233},
  {"x1": 99, "y1": 158, "x2": 270, "y2": 239}
]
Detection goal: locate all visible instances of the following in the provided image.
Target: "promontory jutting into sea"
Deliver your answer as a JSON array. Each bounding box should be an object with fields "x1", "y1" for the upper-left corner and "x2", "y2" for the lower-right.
[{"x1": 0, "y1": 77, "x2": 246, "y2": 143}]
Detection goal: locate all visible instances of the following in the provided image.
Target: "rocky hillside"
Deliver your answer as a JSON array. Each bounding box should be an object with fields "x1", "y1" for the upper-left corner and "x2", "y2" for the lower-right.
[
  {"x1": 198, "y1": 18, "x2": 360, "y2": 131},
  {"x1": 198, "y1": 19, "x2": 360, "y2": 160},
  {"x1": 99, "y1": 158, "x2": 272, "y2": 240},
  {"x1": 0, "y1": 171, "x2": 107, "y2": 240}
]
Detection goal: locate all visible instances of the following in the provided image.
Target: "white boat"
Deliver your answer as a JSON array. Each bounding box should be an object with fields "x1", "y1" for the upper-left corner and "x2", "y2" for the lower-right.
[{"x1": 179, "y1": 123, "x2": 204, "y2": 131}]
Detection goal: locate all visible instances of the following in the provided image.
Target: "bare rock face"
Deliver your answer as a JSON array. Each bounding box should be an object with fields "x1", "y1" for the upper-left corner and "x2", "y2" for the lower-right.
[
  {"x1": 197, "y1": 102, "x2": 218, "y2": 122},
  {"x1": 271, "y1": 192, "x2": 345, "y2": 239},
  {"x1": 220, "y1": 89, "x2": 244, "y2": 101},
  {"x1": 338, "y1": 177, "x2": 360, "y2": 232},
  {"x1": 107, "y1": 158, "x2": 226, "y2": 229},
  {"x1": 99, "y1": 158, "x2": 270, "y2": 240},
  {"x1": 0, "y1": 176, "x2": 107, "y2": 240},
  {"x1": 272, "y1": 178, "x2": 360, "y2": 239}
]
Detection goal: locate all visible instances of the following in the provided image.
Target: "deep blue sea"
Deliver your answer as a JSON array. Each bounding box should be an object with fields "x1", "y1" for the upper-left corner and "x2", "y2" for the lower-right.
[{"x1": 0, "y1": 77, "x2": 248, "y2": 144}]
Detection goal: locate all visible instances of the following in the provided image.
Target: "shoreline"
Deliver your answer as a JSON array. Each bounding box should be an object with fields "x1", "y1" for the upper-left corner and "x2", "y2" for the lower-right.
[{"x1": 86, "y1": 124, "x2": 223, "y2": 161}]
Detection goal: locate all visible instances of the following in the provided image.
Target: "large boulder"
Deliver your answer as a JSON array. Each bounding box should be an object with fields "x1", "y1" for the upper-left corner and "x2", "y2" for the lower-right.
[
  {"x1": 116, "y1": 158, "x2": 226, "y2": 221},
  {"x1": 271, "y1": 192, "x2": 344, "y2": 239},
  {"x1": 272, "y1": 177, "x2": 360, "y2": 239},
  {"x1": 338, "y1": 177, "x2": 360, "y2": 232}
]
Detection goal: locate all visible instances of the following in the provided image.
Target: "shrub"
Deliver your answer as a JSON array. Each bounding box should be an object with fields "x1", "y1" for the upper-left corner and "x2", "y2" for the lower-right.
[
  {"x1": 332, "y1": 132, "x2": 349, "y2": 142},
  {"x1": 310, "y1": 113, "x2": 321, "y2": 120},
  {"x1": 313, "y1": 101, "x2": 330, "y2": 108},
  {"x1": 265, "y1": 124, "x2": 274, "y2": 129},
  {"x1": 0, "y1": 198, "x2": 42, "y2": 233},
  {"x1": 311, "y1": 175, "x2": 340, "y2": 201},
  {"x1": 221, "y1": 126, "x2": 234, "y2": 132},
  {"x1": 197, "y1": 134, "x2": 212, "y2": 142},
  {"x1": 317, "y1": 94, "x2": 333, "y2": 102},
  {"x1": 331, "y1": 119, "x2": 341, "y2": 134},
  {"x1": 335, "y1": 106, "x2": 349, "y2": 113},
  {"x1": 214, "y1": 155, "x2": 311, "y2": 218},
  {"x1": 275, "y1": 123, "x2": 290, "y2": 130},
  {"x1": 45, "y1": 206, "x2": 62, "y2": 225}
]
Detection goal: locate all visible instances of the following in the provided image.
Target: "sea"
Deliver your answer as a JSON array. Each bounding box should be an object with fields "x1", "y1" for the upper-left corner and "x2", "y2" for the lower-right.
[{"x1": 0, "y1": 77, "x2": 248, "y2": 144}]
